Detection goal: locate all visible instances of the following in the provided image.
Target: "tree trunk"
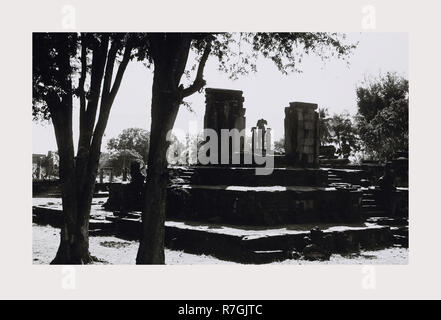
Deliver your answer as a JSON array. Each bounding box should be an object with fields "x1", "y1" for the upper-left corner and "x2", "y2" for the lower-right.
[
  {"x1": 50, "y1": 123, "x2": 81, "y2": 264},
  {"x1": 51, "y1": 158, "x2": 98, "y2": 264},
  {"x1": 49, "y1": 60, "x2": 100, "y2": 264},
  {"x1": 136, "y1": 34, "x2": 211, "y2": 264},
  {"x1": 48, "y1": 111, "x2": 93, "y2": 264},
  {"x1": 136, "y1": 66, "x2": 181, "y2": 264},
  {"x1": 51, "y1": 144, "x2": 102, "y2": 264}
]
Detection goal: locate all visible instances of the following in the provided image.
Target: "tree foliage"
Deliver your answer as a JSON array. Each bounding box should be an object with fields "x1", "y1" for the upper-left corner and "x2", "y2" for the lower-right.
[
  {"x1": 273, "y1": 137, "x2": 285, "y2": 154},
  {"x1": 107, "y1": 127, "x2": 150, "y2": 163},
  {"x1": 329, "y1": 112, "x2": 360, "y2": 159},
  {"x1": 356, "y1": 72, "x2": 408, "y2": 160},
  {"x1": 318, "y1": 107, "x2": 359, "y2": 159},
  {"x1": 108, "y1": 149, "x2": 144, "y2": 177},
  {"x1": 184, "y1": 33, "x2": 356, "y2": 80},
  {"x1": 40, "y1": 151, "x2": 59, "y2": 179},
  {"x1": 33, "y1": 33, "x2": 78, "y2": 121},
  {"x1": 318, "y1": 107, "x2": 333, "y2": 146}
]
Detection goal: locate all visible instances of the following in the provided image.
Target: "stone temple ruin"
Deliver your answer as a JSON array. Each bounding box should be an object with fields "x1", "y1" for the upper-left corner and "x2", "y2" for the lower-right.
[
  {"x1": 33, "y1": 87, "x2": 408, "y2": 263},
  {"x1": 165, "y1": 88, "x2": 362, "y2": 225},
  {"x1": 101, "y1": 87, "x2": 407, "y2": 227}
]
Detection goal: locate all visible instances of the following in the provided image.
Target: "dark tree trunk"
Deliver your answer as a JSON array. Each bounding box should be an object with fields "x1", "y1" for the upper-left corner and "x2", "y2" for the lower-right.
[
  {"x1": 44, "y1": 34, "x2": 89, "y2": 264},
  {"x1": 51, "y1": 116, "x2": 105, "y2": 265},
  {"x1": 136, "y1": 34, "x2": 212, "y2": 264},
  {"x1": 50, "y1": 111, "x2": 84, "y2": 264},
  {"x1": 136, "y1": 65, "x2": 181, "y2": 264},
  {"x1": 50, "y1": 111, "x2": 100, "y2": 264},
  {"x1": 51, "y1": 188, "x2": 95, "y2": 264}
]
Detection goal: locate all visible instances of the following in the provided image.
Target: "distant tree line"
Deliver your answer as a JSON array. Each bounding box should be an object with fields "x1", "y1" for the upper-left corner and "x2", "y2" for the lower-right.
[
  {"x1": 99, "y1": 128, "x2": 150, "y2": 177},
  {"x1": 33, "y1": 151, "x2": 59, "y2": 180}
]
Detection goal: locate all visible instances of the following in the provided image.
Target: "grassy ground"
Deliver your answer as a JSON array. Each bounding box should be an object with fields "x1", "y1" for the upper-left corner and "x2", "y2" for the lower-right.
[{"x1": 33, "y1": 224, "x2": 408, "y2": 265}]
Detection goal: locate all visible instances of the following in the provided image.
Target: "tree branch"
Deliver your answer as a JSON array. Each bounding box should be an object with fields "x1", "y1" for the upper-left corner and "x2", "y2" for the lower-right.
[
  {"x1": 101, "y1": 39, "x2": 119, "y2": 98},
  {"x1": 89, "y1": 35, "x2": 133, "y2": 161},
  {"x1": 78, "y1": 33, "x2": 87, "y2": 151},
  {"x1": 181, "y1": 40, "x2": 212, "y2": 98},
  {"x1": 79, "y1": 34, "x2": 109, "y2": 151},
  {"x1": 109, "y1": 36, "x2": 133, "y2": 100}
]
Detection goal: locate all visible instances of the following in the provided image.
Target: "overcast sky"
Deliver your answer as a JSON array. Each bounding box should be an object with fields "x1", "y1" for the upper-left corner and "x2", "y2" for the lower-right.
[{"x1": 32, "y1": 32, "x2": 408, "y2": 155}]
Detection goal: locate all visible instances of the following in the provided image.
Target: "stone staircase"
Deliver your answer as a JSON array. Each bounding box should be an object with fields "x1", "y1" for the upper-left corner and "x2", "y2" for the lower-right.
[
  {"x1": 178, "y1": 167, "x2": 195, "y2": 184},
  {"x1": 366, "y1": 217, "x2": 408, "y2": 248},
  {"x1": 169, "y1": 167, "x2": 195, "y2": 185},
  {"x1": 327, "y1": 169, "x2": 406, "y2": 248},
  {"x1": 327, "y1": 171, "x2": 343, "y2": 184},
  {"x1": 326, "y1": 170, "x2": 387, "y2": 218},
  {"x1": 361, "y1": 190, "x2": 386, "y2": 217}
]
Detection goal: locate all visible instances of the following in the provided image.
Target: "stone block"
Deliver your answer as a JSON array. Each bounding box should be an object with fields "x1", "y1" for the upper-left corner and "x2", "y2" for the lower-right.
[
  {"x1": 303, "y1": 146, "x2": 313, "y2": 154},
  {"x1": 304, "y1": 121, "x2": 314, "y2": 130},
  {"x1": 289, "y1": 102, "x2": 318, "y2": 111},
  {"x1": 304, "y1": 112, "x2": 316, "y2": 121},
  {"x1": 304, "y1": 138, "x2": 315, "y2": 146}
]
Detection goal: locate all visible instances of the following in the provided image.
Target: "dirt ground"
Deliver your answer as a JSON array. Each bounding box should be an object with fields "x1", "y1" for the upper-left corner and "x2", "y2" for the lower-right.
[{"x1": 33, "y1": 224, "x2": 408, "y2": 265}]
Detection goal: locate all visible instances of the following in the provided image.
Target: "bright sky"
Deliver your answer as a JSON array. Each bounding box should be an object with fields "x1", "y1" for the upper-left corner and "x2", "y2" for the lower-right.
[{"x1": 32, "y1": 32, "x2": 408, "y2": 155}]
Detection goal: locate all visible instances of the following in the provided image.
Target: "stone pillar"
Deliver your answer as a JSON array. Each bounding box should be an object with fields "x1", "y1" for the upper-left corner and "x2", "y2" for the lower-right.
[
  {"x1": 284, "y1": 102, "x2": 320, "y2": 167},
  {"x1": 251, "y1": 127, "x2": 256, "y2": 155},
  {"x1": 256, "y1": 119, "x2": 267, "y2": 156},
  {"x1": 99, "y1": 169, "x2": 104, "y2": 184},
  {"x1": 265, "y1": 127, "x2": 272, "y2": 157},
  {"x1": 204, "y1": 88, "x2": 246, "y2": 164},
  {"x1": 122, "y1": 167, "x2": 128, "y2": 182}
]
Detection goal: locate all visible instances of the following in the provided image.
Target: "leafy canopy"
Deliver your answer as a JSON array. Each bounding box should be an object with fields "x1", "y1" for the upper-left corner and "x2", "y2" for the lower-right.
[
  {"x1": 33, "y1": 32, "x2": 356, "y2": 121},
  {"x1": 33, "y1": 33, "x2": 134, "y2": 121},
  {"x1": 355, "y1": 72, "x2": 408, "y2": 160},
  {"x1": 329, "y1": 112, "x2": 360, "y2": 159},
  {"x1": 107, "y1": 127, "x2": 150, "y2": 163},
  {"x1": 187, "y1": 32, "x2": 356, "y2": 80}
]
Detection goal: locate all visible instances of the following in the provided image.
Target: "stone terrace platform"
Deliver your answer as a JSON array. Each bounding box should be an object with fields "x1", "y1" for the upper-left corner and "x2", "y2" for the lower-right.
[
  {"x1": 186, "y1": 166, "x2": 328, "y2": 186},
  {"x1": 32, "y1": 199, "x2": 405, "y2": 264},
  {"x1": 167, "y1": 165, "x2": 362, "y2": 225},
  {"x1": 167, "y1": 184, "x2": 363, "y2": 225}
]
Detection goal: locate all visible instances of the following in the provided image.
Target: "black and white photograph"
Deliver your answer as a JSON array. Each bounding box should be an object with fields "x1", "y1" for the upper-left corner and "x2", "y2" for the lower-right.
[
  {"x1": 32, "y1": 31, "x2": 409, "y2": 265},
  {"x1": 2, "y1": 0, "x2": 441, "y2": 304}
]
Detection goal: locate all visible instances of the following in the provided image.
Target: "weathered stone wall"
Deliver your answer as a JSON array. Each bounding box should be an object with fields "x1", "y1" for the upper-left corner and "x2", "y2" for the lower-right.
[
  {"x1": 284, "y1": 102, "x2": 320, "y2": 167},
  {"x1": 190, "y1": 167, "x2": 327, "y2": 187},
  {"x1": 204, "y1": 88, "x2": 246, "y2": 163},
  {"x1": 204, "y1": 88, "x2": 246, "y2": 132},
  {"x1": 166, "y1": 185, "x2": 363, "y2": 225}
]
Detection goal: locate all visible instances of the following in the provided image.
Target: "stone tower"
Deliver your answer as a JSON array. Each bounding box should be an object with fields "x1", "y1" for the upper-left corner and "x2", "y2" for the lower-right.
[
  {"x1": 284, "y1": 102, "x2": 320, "y2": 167},
  {"x1": 204, "y1": 88, "x2": 246, "y2": 133},
  {"x1": 203, "y1": 88, "x2": 246, "y2": 163}
]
